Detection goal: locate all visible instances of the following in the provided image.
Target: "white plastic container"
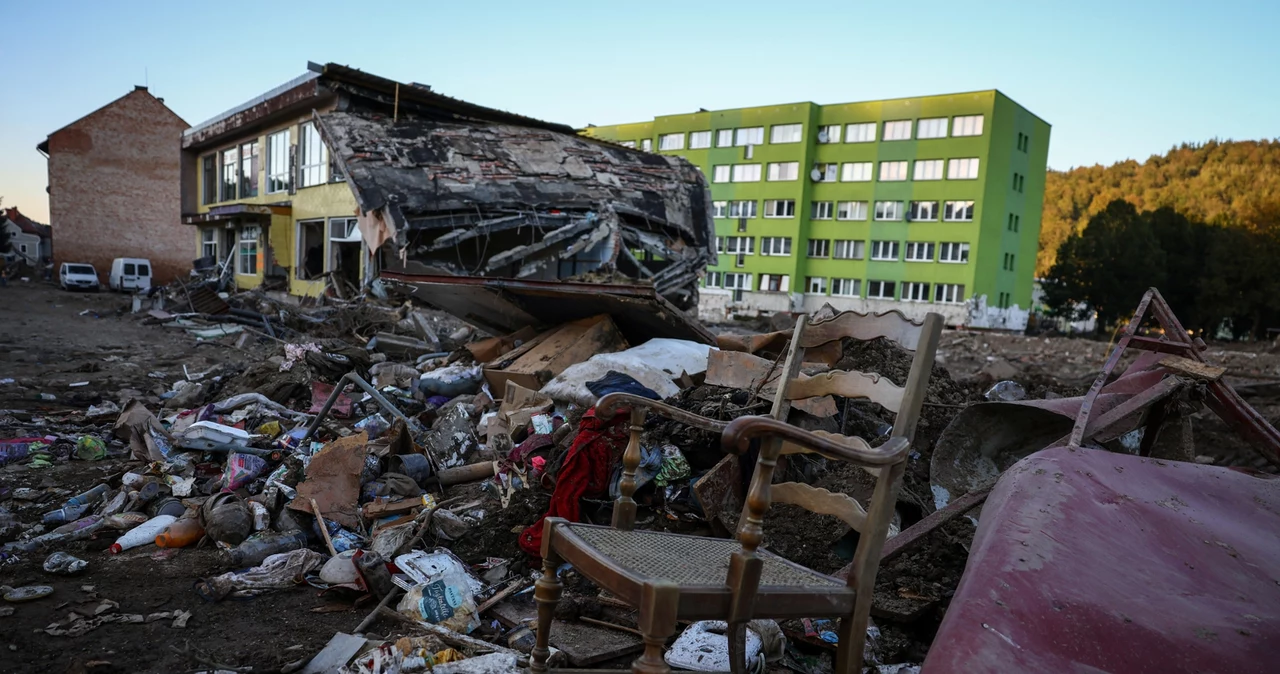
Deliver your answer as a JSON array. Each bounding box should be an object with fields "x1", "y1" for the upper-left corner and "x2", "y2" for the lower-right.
[
  {"x1": 182, "y1": 421, "x2": 251, "y2": 447},
  {"x1": 664, "y1": 621, "x2": 763, "y2": 672},
  {"x1": 108, "y1": 514, "x2": 176, "y2": 554}
]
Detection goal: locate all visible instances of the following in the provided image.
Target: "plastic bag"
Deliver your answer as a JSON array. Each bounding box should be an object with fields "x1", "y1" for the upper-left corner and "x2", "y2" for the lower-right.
[
  {"x1": 653, "y1": 445, "x2": 691, "y2": 487},
  {"x1": 74, "y1": 436, "x2": 107, "y2": 461},
  {"x1": 396, "y1": 569, "x2": 480, "y2": 634},
  {"x1": 220, "y1": 452, "x2": 268, "y2": 491}
]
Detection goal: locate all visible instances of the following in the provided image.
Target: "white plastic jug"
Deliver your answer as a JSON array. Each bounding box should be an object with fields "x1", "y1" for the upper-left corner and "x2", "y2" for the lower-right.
[{"x1": 108, "y1": 514, "x2": 176, "y2": 554}]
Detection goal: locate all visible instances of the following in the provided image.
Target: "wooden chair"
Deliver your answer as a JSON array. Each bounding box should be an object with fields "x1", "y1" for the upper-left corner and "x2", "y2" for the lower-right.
[{"x1": 529, "y1": 309, "x2": 944, "y2": 674}]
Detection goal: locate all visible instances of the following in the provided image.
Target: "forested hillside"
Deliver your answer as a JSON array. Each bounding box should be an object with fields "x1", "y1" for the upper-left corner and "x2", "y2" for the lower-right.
[{"x1": 1038, "y1": 140, "x2": 1280, "y2": 275}]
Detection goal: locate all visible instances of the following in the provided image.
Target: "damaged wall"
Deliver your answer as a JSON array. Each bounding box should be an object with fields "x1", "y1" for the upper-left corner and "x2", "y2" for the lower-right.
[{"x1": 318, "y1": 108, "x2": 716, "y2": 309}]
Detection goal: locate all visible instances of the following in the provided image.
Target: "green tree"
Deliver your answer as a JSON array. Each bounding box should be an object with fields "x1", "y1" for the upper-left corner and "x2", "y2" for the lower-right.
[{"x1": 1042, "y1": 199, "x2": 1167, "y2": 331}]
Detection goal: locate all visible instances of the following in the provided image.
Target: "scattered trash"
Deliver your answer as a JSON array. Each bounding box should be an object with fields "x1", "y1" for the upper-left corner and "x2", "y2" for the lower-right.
[
  {"x1": 984, "y1": 380, "x2": 1028, "y2": 402},
  {"x1": 4, "y1": 585, "x2": 53, "y2": 603},
  {"x1": 666, "y1": 620, "x2": 764, "y2": 671},
  {"x1": 109, "y1": 514, "x2": 177, "y2": 554},
  {"x1": 42, "y1": 552, "x2": 88, "y2": 575}
]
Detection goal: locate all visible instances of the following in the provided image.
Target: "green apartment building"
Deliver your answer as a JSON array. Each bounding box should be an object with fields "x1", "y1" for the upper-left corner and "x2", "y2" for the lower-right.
[{"x1": 582, "y1": 90, "x2": 1049, "y2": 329}]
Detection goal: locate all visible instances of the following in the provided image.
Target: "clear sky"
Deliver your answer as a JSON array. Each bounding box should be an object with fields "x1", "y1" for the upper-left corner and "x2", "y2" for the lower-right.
[{"x1": 3, "y1": 0, "x2": 1278, "y2": 223}]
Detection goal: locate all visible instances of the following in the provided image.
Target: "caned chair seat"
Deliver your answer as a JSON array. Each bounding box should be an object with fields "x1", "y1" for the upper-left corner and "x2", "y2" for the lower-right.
[{"x1": 565, "y1": 523, "x2": 842, "y2": 588}]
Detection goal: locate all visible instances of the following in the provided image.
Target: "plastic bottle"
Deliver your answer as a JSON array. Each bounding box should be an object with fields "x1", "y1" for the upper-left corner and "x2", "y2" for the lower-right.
[
  {"x1": 147, "y1": 497, "x2": 185, "y2": 519},
  {"x1": 64, "y1": 484, "x2": 109, "y2": 509},
  {"x1": 42, "y1": 502, "x2": 92, "y2": 526},
  {"x1": 227, "y1": 530, "x2": 308, "y2": 567},
  {"x1": 155, "y1": 518, "x2": 205, "y2": 548},
  {"x1": 36, "y1": 515, "x2": 105, "y2": 546},
  {"x1": 105, "y1": 512, "x2": 149, "y2": 530},
  {"x1": 121, "y1": 472, "x2": 148, "y2": 488},
  {"x1": 108, "y1": 515, "x2": 176, "y2": 554}
]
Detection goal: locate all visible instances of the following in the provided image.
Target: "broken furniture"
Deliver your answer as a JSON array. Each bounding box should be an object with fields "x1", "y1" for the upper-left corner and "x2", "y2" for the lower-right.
[
  {"x1": 479, "y1": 314, "x2": 628, "y2": 398},
  {"x1": 922, "y1": 445, "x2": 1280, "y2": 674},
  {"x1": 931, "y1": 287, "x2": 1280, "y2": 508},
  {"x1": 529, "y1": 309, "x2": 944, "y2": 674}
]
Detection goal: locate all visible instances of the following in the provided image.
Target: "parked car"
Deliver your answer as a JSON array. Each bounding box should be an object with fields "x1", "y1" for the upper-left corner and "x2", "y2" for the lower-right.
[
  {"x1": 108, "y1": 258, "x2": 152, "y2": 292},
  {"x1": 59, "y1": 263, "x2": 101, "y2": 291}
]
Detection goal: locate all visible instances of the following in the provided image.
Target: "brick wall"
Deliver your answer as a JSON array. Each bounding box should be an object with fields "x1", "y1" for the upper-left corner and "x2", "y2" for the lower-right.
[{"x1": 47, "y1": 88, "x2": 189, "y2": 284}]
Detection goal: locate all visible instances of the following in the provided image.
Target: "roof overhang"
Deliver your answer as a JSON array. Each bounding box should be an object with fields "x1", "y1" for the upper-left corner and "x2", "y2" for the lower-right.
[
  {"x1": 182, "y1": 73, "x2": 330, "y2": 151},
  {"x1": 182, "y1": 203, "x2": 291, "y2": 225}
]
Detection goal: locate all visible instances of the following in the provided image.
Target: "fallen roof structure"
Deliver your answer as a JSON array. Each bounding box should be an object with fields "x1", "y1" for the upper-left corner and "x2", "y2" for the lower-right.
[{"x1": 313, "y1": 64, "x2": 716, "y2": 310}]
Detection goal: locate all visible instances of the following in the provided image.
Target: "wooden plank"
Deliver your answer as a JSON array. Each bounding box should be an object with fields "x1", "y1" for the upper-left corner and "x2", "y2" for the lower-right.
[
  {"x1": 798, "y1": 309, "x2": 924, "y2": 351},
  {"x1": 787, "y1": 370, "x2": 905, "y2": 413},
  {"x1": 483, "y1": 315, "x2": 628, "y2": 397},
  {"x1": 771, "y1": 481, "x2": 867, "y2": 531},
  {"x1": 1160, "y1": 354, "x2": 1225, "y2": 381}
]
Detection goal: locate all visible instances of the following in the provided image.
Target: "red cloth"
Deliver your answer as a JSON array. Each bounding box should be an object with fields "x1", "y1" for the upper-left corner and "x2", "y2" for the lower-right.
[{"x1": 519, "y1": 408, "x2": 630, "y2": 558}]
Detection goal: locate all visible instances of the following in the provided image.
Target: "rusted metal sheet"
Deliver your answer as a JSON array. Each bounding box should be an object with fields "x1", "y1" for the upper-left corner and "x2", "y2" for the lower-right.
[
  {"x1": 923, "y1": 446, "x2": 1280, "y2": 674},
  {"x1": 187, "y1": 284, "x2": 229, "y2": 315},
  {"x1": 379, "y1": 272, "x2": 716, "y2": 346}
]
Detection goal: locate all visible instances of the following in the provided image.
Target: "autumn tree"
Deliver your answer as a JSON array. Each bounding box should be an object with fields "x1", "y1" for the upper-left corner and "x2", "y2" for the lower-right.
[{"x1": 1041, "y1": 200, "x2": 1166, "y2": 331}]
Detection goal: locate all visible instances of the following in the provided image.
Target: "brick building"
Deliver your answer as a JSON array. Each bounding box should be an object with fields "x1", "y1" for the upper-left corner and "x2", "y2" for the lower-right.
[{"x1": 37, "y1": 86, "x2": 189, "y2": 283}]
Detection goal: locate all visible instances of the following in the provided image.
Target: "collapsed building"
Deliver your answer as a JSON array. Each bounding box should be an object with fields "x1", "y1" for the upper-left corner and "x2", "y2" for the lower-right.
[{"x1": 180, "y1": 62, "x2": 716, "y2": 310}]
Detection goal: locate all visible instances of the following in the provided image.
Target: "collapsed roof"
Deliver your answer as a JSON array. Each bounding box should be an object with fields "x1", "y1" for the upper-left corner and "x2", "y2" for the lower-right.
[{"x1": 315, "y1": 67, "x2": 716, "y2": 310}]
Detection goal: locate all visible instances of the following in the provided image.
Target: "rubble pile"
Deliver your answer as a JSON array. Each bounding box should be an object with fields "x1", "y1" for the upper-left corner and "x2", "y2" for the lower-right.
[{"x1": 4, "y1": 279, "x2": 1280, "y2": 673}]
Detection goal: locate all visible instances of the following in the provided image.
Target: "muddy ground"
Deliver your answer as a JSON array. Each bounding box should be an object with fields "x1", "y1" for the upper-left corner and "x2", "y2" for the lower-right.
[{"x1": 4, "y1": 282, "x2": 1280, "y2": 672}]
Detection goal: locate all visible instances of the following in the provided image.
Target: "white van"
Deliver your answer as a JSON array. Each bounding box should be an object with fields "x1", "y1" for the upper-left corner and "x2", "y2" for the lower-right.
[
  {"x1": 59, "y1": 262, "x2": 101, "y2": 291},
  {"x1": 109, "y1": 258, "x2": 153, "y2": 292}
]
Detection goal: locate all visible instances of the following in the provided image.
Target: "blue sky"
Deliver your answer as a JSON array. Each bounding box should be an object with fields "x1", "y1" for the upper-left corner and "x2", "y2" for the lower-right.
[{"x1": 3, "y1": 0, "x2": 1278, "y2": 223}]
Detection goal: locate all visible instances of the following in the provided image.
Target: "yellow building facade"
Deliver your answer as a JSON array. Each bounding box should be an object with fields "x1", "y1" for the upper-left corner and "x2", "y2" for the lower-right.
[{"x1": 181, "y1": 73, "x2": 364, "y2": 298}]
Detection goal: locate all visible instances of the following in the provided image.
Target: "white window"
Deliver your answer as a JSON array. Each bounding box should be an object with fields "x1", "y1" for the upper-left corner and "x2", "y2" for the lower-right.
[
  {"x1": 618, "y1": 140, "x2": 637, "y2": 148},
  {"x1": 905, "y1": 242, "x2": 935, "y2": 262},
  {"x1": 935, "y1": 283, "x2": 965, "y2": 303},
  {"x1": 867, "y1": 280, "x2": 896, "y2": 300},
  {"x1": 266, "y1": 130, "x2": 291, "y2": 193},
  {"x1": 952, "y1": 115, "x2": 984, "y2": 137},
  {"x1": 879, "y1": 161, "x2": 909, "y2": 181},
  {"x1": 705, "y1": 271, "x2": 723, "y2": 288},
  {"x1": 883, "y1": 120, "x2": 912, "y2": 141},
  {"x1": 728, "y1": 200, "x2": 757, "y2": 218},
  {"x1": 806, "y1": 276, "x2": 828, "y2": 294},
  {"x1": 812, "y1": 163, "x2": 839, "y2": 182},
  {"x1": 807, "y1": 239, "x2": 831, "y2": 257},
  {"x1": 713, "y1": 165, "x2": 731, "y2": 183},
  {"x1": 220, "y1": 147, "x2": 238, "y2": 201},
  {"x1": 238, "y1": 225, "x2": 260, "y2": 275},
  {"x1": 831, "y1": 278, "x2": 861, "y2": 297},
  {"x1": 760, "y1": 237, "x2": 793, "y2": 256},
  {"x1": 874, "y1": 201, "x2": 904, "y2": 221},
  {"x1": 903, "y1": 282, "x2": 931, "y2": 302},
  {"x1": 758, "y1": 273, "x2": 789, "y2": 292},
  {"x1": 724, "y1": 236, "x2": 754, "y2": 255},
  {"x1": 734, "y1": 127, "x2": 765, "y2": 146},
  {"x1": 939, "y1": 242, "x2": 970, "y2": 262},
  {"x1": 201, "y1": 228, "x2": 218, "y2": 259},
  {"x1": 909, "y1": 201, "x2": 938, "y2": 221},
  {"x1": 833, "y1": 240, "x2": 865, "y2": 260},
  {"x1": 716, "y1": 129, "x2": 734, "y2": 147},
  {"x1": 658, "y1": 133, "x2": 685, "y2": 151},
  {"x1": 917, "y1": 118, "x2": 948, "y2": 139},
  {"x1": 914, "y1": 159, "x2": 944, "y2": 181},
  {"x1": 689, "y1": 131, "x2": 712, "y2": 149},
  {"x1": 944, "y1": 201, "x2": 976, "y2": 222},
  {"x1": 732, "y1": 164, "x2": 762, "y2": 182},
  {"x1": 712, "y1": 201, "x2": 728, "y2": 218},
  {"x1": 837, "y1": 201, "x2": 868, "y2": 221},
  {"x1": 845, "y1": 122, "x2": 875, "y2": 143},
  {"x1": 841, "y1": 162, "x2": 873, "y2": 182},
  {"x1": 871, "y1": 240, "x2": 900, "y2": 261},
  {"x1": 764, "y1": 200, "x2": 796, "y2": 218},
  {"x1": 767, "y1": 162, "x2": 799, "y2": 181},
  {"x1": 298, "y1": 122, "x2": 327, "y2": 188},
  {"x1": 816, "y1": 124, "x2": 841, "y2": 143},
  {"x1": 724, "y1": 272, "x2": 752, "y2": 290},
  {"x1": 811, "y1": 202, "x2": 834, "y2": 220},
  {"x1": 770, "y1": 123, "x2": 803, "y2": 144},
  {"x1": 714, "y1": 237, "x2": 724, "y2": 254},
  {"x1": 641, "y1": 138, "x2": 653, "y2": 151},
  {"x1": 948, "y1": 158, "x2": 980, "y2": 180}
]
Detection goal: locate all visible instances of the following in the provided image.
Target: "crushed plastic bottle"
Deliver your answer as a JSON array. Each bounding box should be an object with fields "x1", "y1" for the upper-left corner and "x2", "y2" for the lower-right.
[
  {"x1": 63, "y1": 484, "x2": 109, "y2": 509},
  {"x1": 227, "y1": 530, "x2": 309, "y2": 567},
  {"x1": 984, "y1": 380, "x2": 1027, "y2": 402},
  {"x1": 43, "y1": 551, "x2": 88, "y2": 575},
  {"x1": 42, "y1": 503, "x2": 92, "y2": 526}
]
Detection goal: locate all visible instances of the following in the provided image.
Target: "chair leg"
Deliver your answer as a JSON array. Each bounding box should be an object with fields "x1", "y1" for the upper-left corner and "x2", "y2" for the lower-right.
[
  {"x1": 833, "y1": 606, "x2": 871, "y2": 673},
  {"x1": 727, "y1": 621, "x2": 748, "y2": 674},
  {"x1": 632, "y1": 581, "x2": 679, "y2": 674},
  {"x1": 529, "y1": 549, "x2": 563, "y2": 674}
]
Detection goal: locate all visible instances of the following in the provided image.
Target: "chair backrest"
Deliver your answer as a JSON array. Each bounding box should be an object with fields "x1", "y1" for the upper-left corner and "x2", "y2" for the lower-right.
[{"x1": 738, "y1": 309, "x2": 943, "y2": 574}]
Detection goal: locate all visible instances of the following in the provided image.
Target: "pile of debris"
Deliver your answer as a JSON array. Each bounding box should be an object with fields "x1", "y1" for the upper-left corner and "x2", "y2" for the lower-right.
[{"x1": 3, "y1": 281, "x2": 1278, "y2": 673}]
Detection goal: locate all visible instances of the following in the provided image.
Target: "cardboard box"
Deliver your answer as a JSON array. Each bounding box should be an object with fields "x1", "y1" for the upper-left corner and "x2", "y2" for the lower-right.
[{"x1": 482, "y1": 314, "x2": 628, "y2": 398}]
